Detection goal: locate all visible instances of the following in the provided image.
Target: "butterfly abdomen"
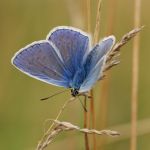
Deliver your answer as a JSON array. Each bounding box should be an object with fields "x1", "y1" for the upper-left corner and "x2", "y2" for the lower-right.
[{"x1": 69, "y1": 67, "x2": 86, "y2": 90}]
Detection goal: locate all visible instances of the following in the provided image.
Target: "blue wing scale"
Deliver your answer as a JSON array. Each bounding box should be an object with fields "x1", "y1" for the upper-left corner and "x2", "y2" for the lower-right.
[
  {"x1": 12, "y1": 41, "x2": 70, "y2": 87},
  {"x1": 47, "y1": 27, "x2": 90, "y2": 78},
  {"x1": 79, "y1": 36, "x2": 115, "y2": 92}
]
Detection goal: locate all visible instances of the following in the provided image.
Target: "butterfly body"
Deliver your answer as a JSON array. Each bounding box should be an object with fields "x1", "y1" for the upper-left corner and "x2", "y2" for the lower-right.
[
  {"x1": 12, "y1": 26, "x2": 115, "y2": 96},
  {"x1": 71, "y1": 89, "x2": 79, "y2": 97},
  {"x1": 70, "y1": 67, "x2": 86, "y2": 88}
]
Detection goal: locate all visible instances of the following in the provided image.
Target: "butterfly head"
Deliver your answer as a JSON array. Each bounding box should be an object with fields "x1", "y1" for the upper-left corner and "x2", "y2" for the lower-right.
[{"x1": 71, "y1": 88, "x2": 79, "y2": 97}]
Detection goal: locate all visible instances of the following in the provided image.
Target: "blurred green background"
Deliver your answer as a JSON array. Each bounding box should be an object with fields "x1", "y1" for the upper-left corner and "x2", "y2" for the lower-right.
[{"x1": 0, "y1": 0, "x2": 150, "y2": 150}]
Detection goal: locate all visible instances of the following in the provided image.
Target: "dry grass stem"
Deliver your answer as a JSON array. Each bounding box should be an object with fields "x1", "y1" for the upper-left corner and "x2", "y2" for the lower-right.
[
  {"x1": 93, "y1": 0, "x2": 102, "y2": 44},
  {"x1": 84, "y1": 96, "x2": 90, "y2": 150},
  {"x1": 100, "y1": 26, "x2": 143, "y2": 78},
  {"x1": 84, "y1": 0, "x2": 91, "y2": 149},
  {"x1": 98, "y1": 1, "x2": 116, "y2": 149},
  {"x1": 89, "y1": 90, "x2": 97, "y2": 150},
  {"x1": 131, "y1": 0, "x2": 141, "y2": 150},
  {"x1": 90, "y1": 1, "x2": 103, "y2": 149},
  {"x1": 53, "y1": 120, "x2": 120, "y2": 136},
  {"x1": 37, "y1": 119, "x2": 120, "y2": 150},
  {"x1": 36, "y1": 97, "x2": 76, "y2": 150}
]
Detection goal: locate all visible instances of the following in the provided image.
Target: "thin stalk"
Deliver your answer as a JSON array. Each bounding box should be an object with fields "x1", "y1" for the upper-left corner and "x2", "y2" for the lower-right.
[
  {"x1": 98, "y1": 0, "x2": 116, "y2": 149},
  {"x1": 90, "y1": 90, "x2": 96, "y2": 150},
  {"x1": 98, "y1": 76, "x2": 110, "y2": 149},
  {"x1": 84, "y1": 96, "x2": 90, "y2": 150},
  {"x1": 93, "y1": 0, "x2": 102, "y2": 44},
  {"x1": 131, "y1": 0, "x2": 141, "y2": 150},
  {"x1": 86, "y1": 0, "x2": 97, "y2": 149},
  {"x1": 36, "y1": 97, "x2": 75, "y2": 150},
  {"x1": 91, "y1": 0, "x2": 103, "y2": 149},
  {"x1": 83, "y1": 0, "x2": 91, "y2": 150}
]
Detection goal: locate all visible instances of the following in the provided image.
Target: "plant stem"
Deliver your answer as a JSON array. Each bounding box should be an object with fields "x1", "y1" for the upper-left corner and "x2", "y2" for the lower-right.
[
  {"x1": 93, "y1": 0, "x2": 102, "y2": 44},
  {"x1": 98, "y1": 0, "x2": 116, "y2": 149},
  {"x1": 87, "y1": 0, "x2": 97, "y2": 149},
  {"x1": 36, "y1": 97, "x2": 75, "y2": 150},
  {"x1": 131, "y1": 0, "x2": 141, "y2": 150},
  {"x1": 83, "y1": 0, "x2": 91, "y2": 150},
  {"x1": 84, "y1": 96, "x2": 90, "y2": 150},
  {"x1": 91, "y1": 0, "x2": 103, "y2": 149},
  {"x1": 90, "y1": 90, "x2": 96, "y2": 150}
]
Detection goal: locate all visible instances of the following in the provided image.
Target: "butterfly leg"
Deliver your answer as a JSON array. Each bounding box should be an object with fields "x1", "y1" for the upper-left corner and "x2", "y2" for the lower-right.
[{"x1": 78, "y1": 92, "x2": 92, "y2": 100}]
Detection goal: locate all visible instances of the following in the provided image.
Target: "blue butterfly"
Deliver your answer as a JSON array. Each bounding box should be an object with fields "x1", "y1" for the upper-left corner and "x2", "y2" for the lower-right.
[{"x1": 11, "y1": 26, "x2": 115, "y2": 97}]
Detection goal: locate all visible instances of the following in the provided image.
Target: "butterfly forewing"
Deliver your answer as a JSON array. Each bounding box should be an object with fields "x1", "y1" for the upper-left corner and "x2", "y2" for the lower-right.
[
  {"x1": 12, "y1": 40, "x2": 70, "y2": 87},
  {"x1": 47, "y1": 27, "x2": 90, "y2": 77}
]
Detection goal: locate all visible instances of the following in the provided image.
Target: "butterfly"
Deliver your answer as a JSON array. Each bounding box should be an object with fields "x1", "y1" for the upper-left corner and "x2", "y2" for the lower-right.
[{"x1": 11, "y1": 26, "x2": 115, "y2": 97}]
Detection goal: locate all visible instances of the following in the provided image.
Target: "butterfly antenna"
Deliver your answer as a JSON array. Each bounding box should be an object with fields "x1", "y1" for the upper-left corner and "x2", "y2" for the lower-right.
[
  {"x1": 78, "y1": 96, "x2": 88, "y2": 112},
  {"x1": 40, "y1": 89, "x2": 69, "y2": 101}
]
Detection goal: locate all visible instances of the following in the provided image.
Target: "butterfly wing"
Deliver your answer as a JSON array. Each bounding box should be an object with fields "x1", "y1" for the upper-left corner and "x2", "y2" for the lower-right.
[
  {"x1": 79, "y1": 56, "x2": 106, "y2": 92},
  {"x1": 47, "y1": 26, "x2": 90, "y2": 78},
  {"x1": 12, "y1": 40, "x2": 70, "y2": 87},
  {"x1": 79, "y1": 36, "x2": 115, "y2": 92}
]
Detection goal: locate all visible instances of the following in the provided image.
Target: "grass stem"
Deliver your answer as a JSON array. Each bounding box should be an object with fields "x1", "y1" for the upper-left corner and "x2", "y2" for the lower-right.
[
  {"x1": 91, "y1": 0, "x2": 103, "y2": 149},
  {"x1": 93, "y1": 0, "x2": 102, "y2": 44},
  {"x1": 131, "y1": 0, "x2": 141, "y2": 150},
  {"x1": 36, "y1": 97, "x2": 75, "y2": 150},
  {"x1": 84, "y1": 0, "x2": 92, "y2": 149},
  {"x1": 90, "y1": 90, "x2": 96, "y2": 150},
  {"x1": 84, "y1": 96, "x2": 90, "y2": 150},
  {"x1": 98, "y1": 0, "x2": 116, "y2": 149}
]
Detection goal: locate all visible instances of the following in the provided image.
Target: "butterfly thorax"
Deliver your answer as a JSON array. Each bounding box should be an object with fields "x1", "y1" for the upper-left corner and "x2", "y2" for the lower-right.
[{"x1": 71, "y1": 88, "x2": 79, "y2": 97}]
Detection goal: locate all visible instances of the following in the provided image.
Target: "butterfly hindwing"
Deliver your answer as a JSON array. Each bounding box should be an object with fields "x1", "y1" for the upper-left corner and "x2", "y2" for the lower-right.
[
  {"x1": 80, "y1": 36, "x2": 115, "y2": 92},
  {"x1": 80, "y1": 56, "x2": 106, "y2": 92}
]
